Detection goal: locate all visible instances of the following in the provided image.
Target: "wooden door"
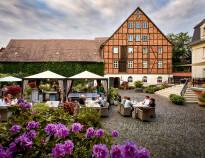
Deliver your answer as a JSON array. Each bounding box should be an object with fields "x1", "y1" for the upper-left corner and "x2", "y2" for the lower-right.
[{"x1": 119, "y1": 46, "x2": 127, "y2": 72}]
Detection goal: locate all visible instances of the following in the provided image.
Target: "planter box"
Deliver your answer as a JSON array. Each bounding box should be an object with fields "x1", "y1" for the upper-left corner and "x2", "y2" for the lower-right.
[{"x1": 0, "y1": 106, "x2": 12, "y2": 122}]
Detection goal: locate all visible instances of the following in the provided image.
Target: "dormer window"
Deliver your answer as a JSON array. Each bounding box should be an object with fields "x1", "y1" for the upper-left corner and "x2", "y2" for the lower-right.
[{"x1": 200, "y1": 23, "x2": 205, "y2": 39}]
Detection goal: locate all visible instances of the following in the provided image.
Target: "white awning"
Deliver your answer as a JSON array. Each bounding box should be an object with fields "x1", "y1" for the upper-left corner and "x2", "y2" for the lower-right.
[
  {"x1": 0, "y1": 76, "x2": 22, "y2": 82},
  {"x1": 24, "y1": 71, "x2": 66, "y2": 79},
  {"x1": 68, "y1": 71, "x2": 107, "y2": 80}
]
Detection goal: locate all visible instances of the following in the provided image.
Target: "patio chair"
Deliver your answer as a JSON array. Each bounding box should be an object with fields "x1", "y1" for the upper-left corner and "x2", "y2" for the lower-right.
[
  {"x1": 101, "y1": 103, "x2": 109, "y2": 117},
  {"x1": 117, "y1": 103, "x2": 122, "y2": 113},
  {"x1": 137, "y1": 107, "x2": 151, "y2": 121},
  {"x1": 120, "y1": 105, "x2": 131, "y2": 116},
  {"x1": 132, "y1": 107, "x2": 137, "y2": 119},
  {"x1": 0, "y1": 106, "x2": 12, "y2": 122}
]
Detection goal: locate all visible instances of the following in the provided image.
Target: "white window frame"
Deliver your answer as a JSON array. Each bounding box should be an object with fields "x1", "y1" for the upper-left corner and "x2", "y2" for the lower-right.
[
  {"x1": 113, "y1": 61, "x2": 118, "y2": 68},
  {"x1": 128, "y1": 47, "x2": 133, "y2": 54},
  {"x1": 136, "y1": 22, "x2": 140, "y2": 28},
  {"x1": 128, "y1": 22, "x2": 133, "y2": 29},
  {"x1": 136, "y1": 34, "x2": 141, "y2": 42},
  {"x1": 143, "y1": 22, "x2": 148, "y2": 28},
  {"x1": 142, "y1": 76, "x2": 147, "y2": 82},
  {"x1": 143, "y1": 47, "x2": 148, "y2": 54},
  {"x1": 158, "y1": 61, "x2": 163, "y2": 68},
  {"x1": 128, "y1": 61, "x2": 133, "y2": 68},
  {"x1": 158, "y1": 47, "x2": 163, "y2": 54},
  {"x1": 113, "y1": 47, "x2": 118, "y2": 54},
  {"x1": 143, "y1": 35, "x2": 148, "y2": 41},
  {"x1": 143, "y1": 61, "x2": 148, "y2": 68},
  {"x1": 128, "y1": 34, "x2": 133, "y2": 41},
  {"x1": 136, "y1": 11, "x2": 140, "y2": 18},
  {"x1": 157, "y1": 76, "x2": 162, "y2": 84}
]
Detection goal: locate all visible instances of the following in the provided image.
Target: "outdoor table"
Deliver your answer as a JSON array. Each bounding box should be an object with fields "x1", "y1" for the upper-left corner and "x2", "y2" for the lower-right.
[
  {"x1": 45, "y1": 101, "x2": 60, "y2": 108},
  {"x1": 68, "y1": 93, "x2": 98, "y2": 98},
  {"x1": 85, "y1": 100, "x2": 101, "y2": 108},
  {"x1": 133, "y1": 102, "x2": 149, "y2": 108}
]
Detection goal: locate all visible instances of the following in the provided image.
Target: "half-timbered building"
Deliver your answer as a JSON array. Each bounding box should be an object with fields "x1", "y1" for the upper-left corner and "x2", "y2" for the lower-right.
[{"x1": 100, "y1": 7, "x2": 173, "y2": 86}]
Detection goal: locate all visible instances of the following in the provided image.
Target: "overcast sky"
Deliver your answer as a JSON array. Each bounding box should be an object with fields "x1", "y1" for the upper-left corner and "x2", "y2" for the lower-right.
[{"x1": 0, "y1": 0, "x2": 205, "y2": 47}]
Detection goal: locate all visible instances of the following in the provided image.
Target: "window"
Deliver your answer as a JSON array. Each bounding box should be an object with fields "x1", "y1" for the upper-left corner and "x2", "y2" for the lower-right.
[
  {"x1": 128, "y1": 22, "x2": 133, "y2": 28},
  {"x1": 136, "y1": 22, "x2": 140, "y2": 28},
  {"x1": 128, "y1": 35, "x2": 133, "y2": 41},
  {"x1": 128, "y1": 47, "x2": 133, "y2": 53},
  {"x1": 158, "y1": 47, "x2": 163, "y2": 54},
  {"x1": 143, "y1": 35, "x2": 148, "y2": 41},
  {"x1": 128, "y1": 61, "x2": 133, "y2": 68},
  {"x1": 142, "y1": 76, "x2": 147, "y2": 82},
  {"x1": 113, "y1": 47, "x2": 118, "y2": 54},
  {"x1": 203, "y1": 69, "x2": 205, "y2": 77},
  {"x1": 136, "y1": 11, "x2": 140, "y2": 18},
  {"x1": 143, "y1": 22, "x2": 148, "y2": 28},
  {"x1": 113, "y1": 61, "x2": 118, "y2": 68},
  {"x1": 203, "y1": 47, "x2": 205, "y2": 57},
  {"x1": 136, "y1": 34, "x2": 141, "y2": 41},
  {"x1": 158, "y1": 61, "x2": 163, "y2": 68},
  {"x1": 143, "y1": 47, "x2": 148, "y2": 54},
  {"x1": 128, "y1": 76, "x2": 133, "y2": 82},
  {"x1": 157, "y1": 76, "x2": 162, "y2": 84},
  {"x1": 143, "y1": 61, "x2": 148, "y2": 68}
]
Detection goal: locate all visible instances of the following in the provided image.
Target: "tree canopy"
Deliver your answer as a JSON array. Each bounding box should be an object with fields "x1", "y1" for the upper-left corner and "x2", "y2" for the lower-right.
[{"x1": 167, "y1": 32, "x2": 192, "y2": 72}]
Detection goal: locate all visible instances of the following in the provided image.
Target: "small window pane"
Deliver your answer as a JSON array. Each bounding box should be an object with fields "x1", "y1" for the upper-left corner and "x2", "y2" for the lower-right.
[
  {"x1": 136, "y1": 22, "x2": 140, "y2": 28},
  {"x1": 158, "y1": 61, "x2": 163, "y2": 68},
  {"x1": 136, "y1": 11, "x2": 140, "y2": 18},
  {"x1": 128, "y1": 22, "x2": 133, "y2": 28},
  {"x1": 113, "y1": 61, "x2": 118, "y2": 68},
  {"x1": 128, "y1": 47, "x2": 133, "y2": 53},
  {"x1": 136, "y1": 35, "x2": 141, "y2": 41},
  {"x1": 158, "y1": 47, "x2": 163, "y2": 54},
  {"x1": 128, "y1": 35, "x2": 133, "y2": 41},
  {"x1": 128, "y1": 61, "x2": 133, "y2": 68},
  {"x1": 142, "y1": 76, "x2": 147, "y2": 82},
  {"x1": 143, "y1": 47, "x2": 148, "y2": 54},
  {"x1": 143, "y1": 22, "x2": 148, "y2": 28},
  {"x1": 113, "y1": 47, "x2": 118, "y2": 53},
  {"x1": 143, "y1": 61, "x2": 148, "y2": 68},
  {"x1": 143, "y1": 35, "x2": 148, "y2": 41}
]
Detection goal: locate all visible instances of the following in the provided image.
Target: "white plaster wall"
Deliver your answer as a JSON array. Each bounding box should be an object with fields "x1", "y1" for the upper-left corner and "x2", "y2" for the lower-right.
[
  {"x1": 105, "y1": 74, "x2": 172, "y2": 86},
  {"x1": 192, "y1": 43, "x2": 205, "y2": 78}
]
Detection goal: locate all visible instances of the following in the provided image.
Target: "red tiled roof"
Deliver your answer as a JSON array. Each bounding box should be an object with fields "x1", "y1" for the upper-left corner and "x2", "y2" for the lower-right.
[{"x1": 173, "y1": 73, "x2": 192, "y2": 77}]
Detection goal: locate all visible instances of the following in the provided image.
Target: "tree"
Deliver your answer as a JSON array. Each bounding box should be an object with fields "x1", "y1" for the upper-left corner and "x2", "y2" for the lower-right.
[{"x1": 167, "y1": 32, "x2": 192, "y2": 72}]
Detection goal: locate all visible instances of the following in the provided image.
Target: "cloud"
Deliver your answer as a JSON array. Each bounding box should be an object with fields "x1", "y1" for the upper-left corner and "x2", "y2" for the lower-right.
[{"x1": 0, "y1": 0, "x2": 204, "y2": 47}]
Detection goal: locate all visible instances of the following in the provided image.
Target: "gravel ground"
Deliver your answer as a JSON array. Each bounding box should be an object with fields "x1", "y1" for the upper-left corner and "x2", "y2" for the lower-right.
[{"x1": 101, "y1": 90, "x2": 205, "y2": 158}]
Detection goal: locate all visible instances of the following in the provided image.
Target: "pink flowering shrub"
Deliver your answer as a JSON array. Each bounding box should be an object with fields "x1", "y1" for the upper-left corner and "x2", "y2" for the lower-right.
[{"x1": 0, "y1": 98, "x2": 150, "y2": 158}]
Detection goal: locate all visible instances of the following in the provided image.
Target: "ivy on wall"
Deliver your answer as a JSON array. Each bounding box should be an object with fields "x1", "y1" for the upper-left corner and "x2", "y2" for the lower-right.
[{"x1": 0, "y1": 62, "x2": 104, "y2": 78}]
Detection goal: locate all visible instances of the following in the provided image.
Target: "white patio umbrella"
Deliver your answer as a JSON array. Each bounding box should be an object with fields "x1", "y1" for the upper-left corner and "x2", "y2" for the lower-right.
[{"x1": 0, "y1": 76, "x2": 22, "y2": 82}]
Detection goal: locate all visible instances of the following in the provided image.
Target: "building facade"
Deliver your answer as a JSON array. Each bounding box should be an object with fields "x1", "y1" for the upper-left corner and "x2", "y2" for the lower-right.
[
  {"x1": 191, "y1": 19, "x2": 205, "y2": 78},
  {"x1": 100, "y1": 7, "x2": 173, "y2": 86}
]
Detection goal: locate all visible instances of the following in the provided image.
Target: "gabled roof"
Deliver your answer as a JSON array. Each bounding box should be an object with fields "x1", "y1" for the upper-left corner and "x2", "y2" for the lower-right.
[
  {"x1": 68, "y1": 71, "x2": 107, "y2": 80},
  {"x1": 0, "y1": 76, "x2": 22, "y2": 82},
  {"x1": 0, "y1": 39, "x2": 104, "y2": 62},
  {"x1": 100, "y1": 7, "x2": 173, "y2": 47},
  {"x1": 24, "y1": 70, "x2": 66, "y2": 79}
]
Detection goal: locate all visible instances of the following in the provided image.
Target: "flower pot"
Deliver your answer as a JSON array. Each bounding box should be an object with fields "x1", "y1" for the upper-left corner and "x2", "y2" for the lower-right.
[
  {"x1": 114, "y1": 100, "x2": 118, "y2": 106},
  {"x1": 198, "y1": 101, "x2": 205, "y2": 107}
]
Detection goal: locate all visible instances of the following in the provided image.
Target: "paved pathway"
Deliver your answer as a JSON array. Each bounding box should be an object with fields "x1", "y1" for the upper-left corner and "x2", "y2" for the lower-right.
[{"x1": 101, "y1": 90, "x2": 205, "y2": 158}]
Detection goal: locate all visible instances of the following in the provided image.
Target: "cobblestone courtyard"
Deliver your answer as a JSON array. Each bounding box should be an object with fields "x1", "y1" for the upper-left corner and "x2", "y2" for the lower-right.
[{"x1": 101, "y1": 90, "x2": 205, "y2": 158}]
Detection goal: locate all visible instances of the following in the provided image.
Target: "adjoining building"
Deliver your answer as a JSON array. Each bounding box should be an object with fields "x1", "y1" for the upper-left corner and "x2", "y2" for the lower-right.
[
  {"x1": 190, "y1": 18, "x2": 205, "y2": 79},
  {"x1": 0, "y1": 7, "x2": 173, "y2": 87}
]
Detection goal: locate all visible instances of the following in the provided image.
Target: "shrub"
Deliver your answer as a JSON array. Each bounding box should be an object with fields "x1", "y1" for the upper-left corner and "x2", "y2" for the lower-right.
[
  {"x1": 4, "y1": 85, "x2": 22, "y2": 97},
  {"x1": 145, "y1": 87, "x2": 155, "y2": 94},
  {"x1": 32, "y1": 102, "x2": 50, "y2": 112},
  {"x1": 128, "y1": 85, "x2": 135, "y2": 89},
  {"x1": 121, "y1": 81, "x2": 128, "y2": 88},
  {"x1": 134, "y1": 81, "x2": 143, "y2": 88},
  {"x1": 199, "y1": 92, "x2": 205, "y2": 102},
  {"x1": 169, "y1": 94, "x2": 185, "y2": 105},
  {"x1": 25, "y1": 87, "x2": 32, "y2": 95},
  {"x1": 63, "y1": 102, "x2": 76, "y2": 115},
  {"x1": 28, "y1": 82, "x2": 36, "y2": 88}
]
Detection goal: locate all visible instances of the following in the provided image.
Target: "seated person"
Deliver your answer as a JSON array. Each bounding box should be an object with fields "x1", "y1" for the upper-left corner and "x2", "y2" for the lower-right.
[
  {"x1": 6, "y1": 94, "x2": 12, "y2": 104},
  {"x1": 121, "y1": 96, "x2": 128, "y2": 105},
  {"x1": 142, "y1": 96, "x2": 150, "y2": 106},
  {"x1": 79, "y1": 95, "x2": 86, "y2": 106},
  {"x1": 96, "y1": 94, "x2": 105, "y2": 107},
  {"x1": 124, "y1": 97, "x2": 133, "y2": 111},
  {"x1": 0, "y1": 96, "x2": 6, "y2": 106},
  {"x1": 148, "y1": 98, "x2": 155, "y2": 107}
]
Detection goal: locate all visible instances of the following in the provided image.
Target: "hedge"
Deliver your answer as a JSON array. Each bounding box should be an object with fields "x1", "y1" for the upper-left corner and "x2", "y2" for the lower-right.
[
  {"x1": 0, "y1": 62, "x2": 104, "y2": 78},
  {"x1": 169, "y1": 94, "x2": 185, "y2": 105}
]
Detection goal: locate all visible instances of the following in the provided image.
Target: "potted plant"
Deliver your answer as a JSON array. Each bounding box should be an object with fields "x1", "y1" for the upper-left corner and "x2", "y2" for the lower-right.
[
  {"x1": 28, "y1": 82, "x2": 36, "y2": 88},
  {"x1": 121, "y1": 81, "x2": 128, "y2": 90},
  {"x1": 198, "y1": 92, "x2": 205, "y2": 106},
  {"x1": 108, "y1": 87, "x2": 116, "y2": 105},
  {"x1": 63, "y1": 102, "x2": 76, "y2": 115},
  {"x1": 134, "y1": 81, "x2": 144, "y2": 93}
]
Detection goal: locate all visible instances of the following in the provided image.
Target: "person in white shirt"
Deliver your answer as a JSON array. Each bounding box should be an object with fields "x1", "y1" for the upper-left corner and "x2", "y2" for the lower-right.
[
  {"x1": 0, "y1": 96, "x2": 6, "y2": 106},
  {"x1": 124, "y1": 97, "x2": 134, "y2": 110},
  {"x1": 142, "y1": 96, "x2": 150, "y2": 106},
  {"x1": 121, "y1": 96, "x2": 128, "y2": 105},
  {"x1": 96, "y1": 94, "x2": 105, "y2": 107}
]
